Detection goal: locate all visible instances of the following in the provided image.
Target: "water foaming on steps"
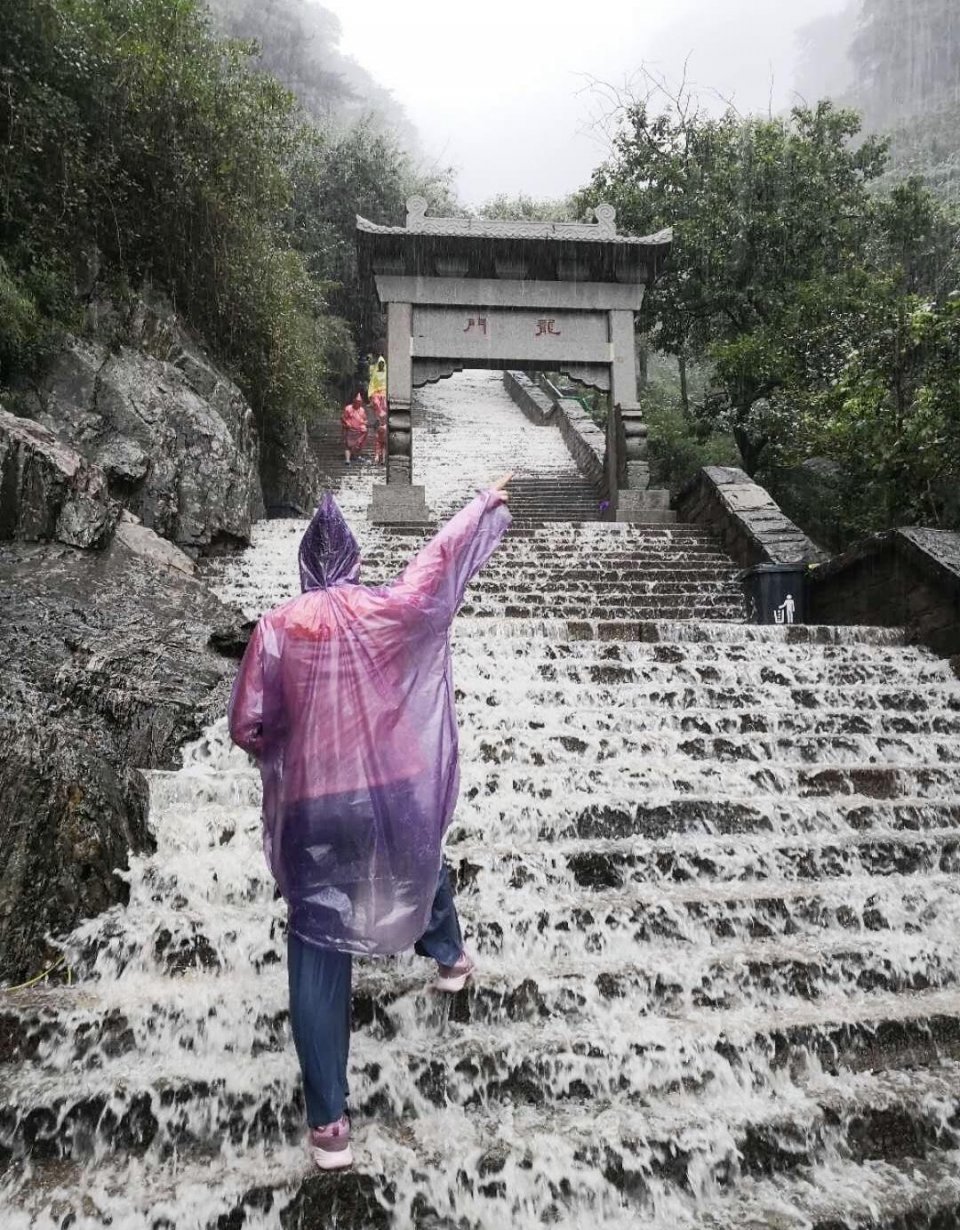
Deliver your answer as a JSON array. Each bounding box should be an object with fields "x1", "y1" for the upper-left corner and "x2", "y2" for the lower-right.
[{"x1": 4, "y1": 373, "x2": 960, "y2": 1229}]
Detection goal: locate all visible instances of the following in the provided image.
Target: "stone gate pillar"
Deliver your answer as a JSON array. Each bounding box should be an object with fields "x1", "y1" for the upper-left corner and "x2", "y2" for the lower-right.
[
  {"x1": 607, "y1": 308, "x2": 672, "y2": 523},
  {"x1": 385, "y1": 301, "x2": 412, "y2": 484},
  {"x1": 369, "y1": 300, "x2": 431, "y2": 523}
]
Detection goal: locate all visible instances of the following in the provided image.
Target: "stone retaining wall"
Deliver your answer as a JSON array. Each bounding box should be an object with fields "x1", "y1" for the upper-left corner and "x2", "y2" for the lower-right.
[
  {"x1": 808, "y1": 529, "x2": 960, "y2": 661},
  {"x1": 503, "y1": 373, "x2": 607, "y2": 499},
  {"x1": 676, "y1": 466, "x2": 825, "y2": 568},
  {"x1": 503, "y1": 371, "x2": 555, "y2": 424}
]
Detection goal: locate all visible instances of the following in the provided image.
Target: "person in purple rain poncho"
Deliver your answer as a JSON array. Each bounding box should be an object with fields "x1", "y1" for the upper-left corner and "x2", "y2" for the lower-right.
[{"x1": 228, "y1": 475, "x2": 513, "y2": 1170}]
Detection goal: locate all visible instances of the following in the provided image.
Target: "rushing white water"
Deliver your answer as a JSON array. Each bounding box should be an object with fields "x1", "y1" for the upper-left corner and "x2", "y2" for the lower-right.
[{"x1": 4, "y1": 372, "x2": 960, "y2": 1228}]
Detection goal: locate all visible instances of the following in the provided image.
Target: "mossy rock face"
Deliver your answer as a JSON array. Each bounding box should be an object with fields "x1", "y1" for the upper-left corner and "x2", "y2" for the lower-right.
[{"x1": 0, "y1": 530, "x2": 244, "y2": 985}]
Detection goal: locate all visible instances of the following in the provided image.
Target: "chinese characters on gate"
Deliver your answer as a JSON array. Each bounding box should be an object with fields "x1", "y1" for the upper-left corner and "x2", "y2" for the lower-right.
[{"x1": 463, "y1": 317, "x2": 562, "y2": 337}]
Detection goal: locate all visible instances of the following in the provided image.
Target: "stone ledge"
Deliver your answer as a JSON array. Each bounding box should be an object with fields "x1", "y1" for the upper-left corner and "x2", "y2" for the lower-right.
[
  {"x1": 554, "y1": 397, "x2": 607, "y2": 498},
  {"x1": 676, "y1": 466, "x2": 825, "y2": 569},
  {"x1": 808, "y1": 528, "x2": 960, "y2": 658},
  {"x1": 503, "y1": 373, "x2": 607, "y2": 502},
  {"x1": 503, "y1": 371, "x2": 555, "y2": 424}
]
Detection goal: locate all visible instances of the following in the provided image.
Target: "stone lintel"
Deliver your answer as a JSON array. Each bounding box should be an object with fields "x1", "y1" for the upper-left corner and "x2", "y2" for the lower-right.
[
  {"x1": 374, "y1": 276, "x2": 645, "y2": 311},
  {"x1": 410, "y1": 338, "x2": 613, "y2": 365}
]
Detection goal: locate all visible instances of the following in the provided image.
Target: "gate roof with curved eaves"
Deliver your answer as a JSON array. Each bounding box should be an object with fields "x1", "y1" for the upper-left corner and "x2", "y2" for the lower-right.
[{"x1": 357, "y1": 197, "x2": 671, "y2": 288}]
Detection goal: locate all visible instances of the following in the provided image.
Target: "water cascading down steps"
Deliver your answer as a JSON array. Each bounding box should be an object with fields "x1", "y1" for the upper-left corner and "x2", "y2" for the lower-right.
[{"x1": 4, "y1": 371, "x2": 960, "y2": 1228}]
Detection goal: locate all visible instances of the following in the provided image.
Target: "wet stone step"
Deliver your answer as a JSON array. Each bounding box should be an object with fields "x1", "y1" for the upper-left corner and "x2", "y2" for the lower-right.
[
  {"x1": 458, "y1": 603, "x2": 745, "y2": 620},
  {"x1": 344, "y1": 990, "x2": 960, "y2": 1116},
  {"x1": 509, "y1": 796, "x2": 960, "y2": 842},
  {"x1": 451, "y1": 636, "x2": 939, "y2": 667},
  {"x1": 0, "y1": 1062, "x2": 304, "y2": 1169},
  {"x1": 348, "y1": 941, "x2": 960, "y2": 1025},
  {"x1": 456, "y1": 872, "x2": 960, "y2": 956},
  {"x1": 0, "y1": 979, "x2": 290, "y2": 1070},
  {"x1": 455, "y1": 702, "x2": 960, "y2": 740},
  {"x1": 458, "y1": 728, "x2": 958, "y2": 767},
  {"x1": 471, "y1": 681, "x2": 960, "y2": 716},
  {"x1": 9, "y1": 1077, "x2": 960, "y2": 1230},
  {"x1": 451, "y1": 830, "x2": 960, "y2": 893},
  {"x1": 684, "y1": 1152, "x2": 960, "y2": 1230},
  {"x1": 458, "y1": 760, "x2": 960, "y2": 803},
  {"x1": 7, "y1": 994, "x2": 960, "y2": 1177},
  {"x1": 469, "y1": 580, "x2": 741, "y2": 596},
  {"x1": 455, "y1": 665, "x2": 955, "y2": 699}
]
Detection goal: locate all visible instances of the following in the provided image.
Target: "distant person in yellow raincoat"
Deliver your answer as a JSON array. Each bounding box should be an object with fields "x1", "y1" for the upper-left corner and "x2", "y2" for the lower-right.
[{"x1": 368, "y1": 355, "x2": 387, "y2": 406}]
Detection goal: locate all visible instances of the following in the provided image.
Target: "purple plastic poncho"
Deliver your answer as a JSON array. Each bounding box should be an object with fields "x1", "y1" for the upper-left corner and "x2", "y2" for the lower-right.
[{"x1": 228, "y1": 489, "x2": 511, "y2": 955}]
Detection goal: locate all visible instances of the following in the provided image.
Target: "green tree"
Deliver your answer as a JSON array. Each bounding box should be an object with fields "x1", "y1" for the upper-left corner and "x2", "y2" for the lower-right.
[
  {"x1": 287, "y1": 121, "x2": 453, "y2": 356},
  {"x1": 581, "y1": 96, "x2": 887, "y2": 473},
  {"x1": 0, "y1": 0, "x2": 359, "y2": 428},
  {"x1": 475, "y1": 193, "x2": 578, "y2": 222}
]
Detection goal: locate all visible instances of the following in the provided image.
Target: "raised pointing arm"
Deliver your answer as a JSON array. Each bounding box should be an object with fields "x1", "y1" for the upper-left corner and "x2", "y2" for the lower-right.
[{"x1": 392, "y1": 480, "x2": 512, "y2": 626}]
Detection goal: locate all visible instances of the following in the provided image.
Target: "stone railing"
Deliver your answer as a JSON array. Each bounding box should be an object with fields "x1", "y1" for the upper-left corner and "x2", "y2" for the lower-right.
[
  {"x1": 676, "y1": 466, "x2": 825, "y2": 568},
  {"x1": 555, "y1": 398, "x2": 607, "y2": 495},
  {"x1": 503, "y1": 373, "x2": 608, "y2": 500},
  {"x1": 808, "y1": 528, "x2": 960, "y2": 661},
  {"x1": 503, "y1": 370, "x2": 555, "y2": 424}
]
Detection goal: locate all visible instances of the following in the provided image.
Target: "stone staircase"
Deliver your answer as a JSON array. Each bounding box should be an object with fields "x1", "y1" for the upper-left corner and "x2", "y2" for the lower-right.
[
  {"x1": 4, "y1": 373, "x2": 960, "y2": 1229},
  {"x1": 500, "y1": 477, "x2": 601, "y2": 523},
  {"x1": 311, "y1": 410, "x2": 381, "y2": 490}
]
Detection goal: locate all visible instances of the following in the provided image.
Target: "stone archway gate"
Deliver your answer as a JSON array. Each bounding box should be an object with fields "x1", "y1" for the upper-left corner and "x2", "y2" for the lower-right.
[{"x1": 356, "y1": 197, "x2": 671, "y2": 522}]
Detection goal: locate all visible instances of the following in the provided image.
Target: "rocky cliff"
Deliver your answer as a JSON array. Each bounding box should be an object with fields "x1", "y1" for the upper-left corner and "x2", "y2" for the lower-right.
[
  {"x1": 0, "y1": 405, "x2": 249, "y2": 985},
  {"x1": 15, "y1": 294, "x2": 266, "y2": 553}
]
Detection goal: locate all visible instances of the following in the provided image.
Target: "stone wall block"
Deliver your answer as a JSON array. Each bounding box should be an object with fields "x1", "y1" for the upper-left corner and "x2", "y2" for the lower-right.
[{"x1": 676, "y1": 466, "x2": 825, "y2": 568}]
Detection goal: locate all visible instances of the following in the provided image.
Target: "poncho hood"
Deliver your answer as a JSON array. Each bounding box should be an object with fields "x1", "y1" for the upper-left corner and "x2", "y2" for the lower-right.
[{"x1": 298, "y1": 493, "x2": 361, "y2": 591}]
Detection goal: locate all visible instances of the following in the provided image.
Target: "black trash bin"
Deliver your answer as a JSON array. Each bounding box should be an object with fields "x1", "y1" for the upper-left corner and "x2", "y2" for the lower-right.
[{"x1": 740, "y1": 563, "x2": 807, "y2": 625}]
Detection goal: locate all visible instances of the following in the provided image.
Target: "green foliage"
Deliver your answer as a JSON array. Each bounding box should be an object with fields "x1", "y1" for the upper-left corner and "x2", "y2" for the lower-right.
[
  {"x1": 288, "y1": 121, "x2": 454, "y2": 353},
  {"x1": 639, "y1": 359, "x2": 739, "y2": 493},
  {"x1": 475, "y1": 194, "x2": 578, "y2": 222},
  {"x1": 0, "y1": 0, "x2": 382, "y2": 432},
  {"x1": 0, "y1": 258, "x2": 68, "y2": 381},
  {"x1": 581, "y1": 84, "x2": 960, "y2": 537}
]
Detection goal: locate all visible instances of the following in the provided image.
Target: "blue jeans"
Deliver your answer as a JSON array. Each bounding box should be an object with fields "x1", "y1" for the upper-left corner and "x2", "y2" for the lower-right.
[{"x1": 287, "y1": 862, "x2": 463, "y2": 1127}]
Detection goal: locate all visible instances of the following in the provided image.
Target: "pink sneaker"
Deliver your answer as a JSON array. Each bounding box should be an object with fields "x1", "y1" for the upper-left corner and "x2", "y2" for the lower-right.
[
  {"x1": 309, "y1": 1115, "x2": 353, "y2": 1170},
  {"x1": 433, "y1": 951, "x2": 475, "y2": 993}
]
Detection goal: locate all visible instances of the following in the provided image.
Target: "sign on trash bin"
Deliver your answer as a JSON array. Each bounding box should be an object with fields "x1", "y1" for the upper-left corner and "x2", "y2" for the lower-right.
[{"x1": 739, "y1": 563, "x2": 807, "y2": 625}]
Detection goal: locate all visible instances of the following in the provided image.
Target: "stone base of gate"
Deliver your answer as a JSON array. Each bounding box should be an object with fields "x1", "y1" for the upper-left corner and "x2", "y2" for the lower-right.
[
  {"x1": 367, "y1": 483, "x2": 432, "y2": 525},
  {"x1": 616, "y1": 488, "x2": 678, "y2": 524}
]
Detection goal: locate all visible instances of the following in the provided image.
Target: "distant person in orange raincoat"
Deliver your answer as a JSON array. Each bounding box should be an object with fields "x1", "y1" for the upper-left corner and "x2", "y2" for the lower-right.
[{"x1": 341, "y1": 394, "x2": 368, "y2": 464}]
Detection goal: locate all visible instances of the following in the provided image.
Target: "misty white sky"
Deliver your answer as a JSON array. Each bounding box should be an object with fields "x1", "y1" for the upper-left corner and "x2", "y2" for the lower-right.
[{"x1": 329, "y1": 0, "x2": 851, "y2": 205}]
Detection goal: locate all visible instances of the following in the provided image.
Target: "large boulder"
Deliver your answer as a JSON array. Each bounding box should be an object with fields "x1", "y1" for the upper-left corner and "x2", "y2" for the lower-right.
[
  {"x1": 26, "y1": 294, "x2": 264, "y2": 552},
  {"x1": 0, "y1": 407, "x2": 119, "y2": 548},
  {"x1": 0, "y1": 523, "x2": 246, "y2": 984}
]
